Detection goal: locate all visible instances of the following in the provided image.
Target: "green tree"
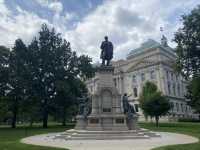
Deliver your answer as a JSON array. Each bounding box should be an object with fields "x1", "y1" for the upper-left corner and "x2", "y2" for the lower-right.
[
  {"x1": 54, "y1": 78, "x2": 86, "y2": 126},
  {"x1": 174, "y1": 5, "x2": 200, "y2": 77},
  {"x1": 139, "y1": 82, "x2": 170, "y2": 127},
  {"x1": 0, "y1": 46, "x2": 10, "y2": 96},
  {"x1": 27, "y1": 25, "x2": 65, "y2": 128},
  {"x1": 8, "y1": 39, "x2": 30, "y2": 128},
  {"x1": 0, "y1": 97, "x2": 10, "y2": 123},
  {"x1": 27, "y1": 24, "x2": 94, "y2": 128},
  {"x1": 0, "y1": 46, "x2": 10, "y2": 124},
  {"x1": 77, "y1": 55, "x2": 95, "y2": 81},
  {"x1": 174, "y1": 5, "x2": 200, "y2": 116},
  {"x1": 187, "y1": 76, "x2": 200, "y2": 117},
  {"x1": 0, "y1": 24, "x2": 94, "y2": 128}
]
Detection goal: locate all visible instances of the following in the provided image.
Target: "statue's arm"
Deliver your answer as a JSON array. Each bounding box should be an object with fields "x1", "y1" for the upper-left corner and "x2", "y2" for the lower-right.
[
  {"x1": 100, "y1": 42, "x2": 104, "y2": 50},
  {"x1": 111, "y1": 42, "x2": 114, "y2": 57},
  {"x1": 128, "y1": 94, "x2": 132, "y2": 97}
]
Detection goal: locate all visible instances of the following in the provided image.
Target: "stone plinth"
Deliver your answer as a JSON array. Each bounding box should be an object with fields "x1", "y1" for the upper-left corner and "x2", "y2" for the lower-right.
[
  {"x1": 127, "y1": 114, "x2": 139, "y2": 130},
  {"x1": 85, "y1": 66, "x2": 128, "y2": 131},
  {"x1": 75, "y1": 115, "x2": 87, "y2": 130}
]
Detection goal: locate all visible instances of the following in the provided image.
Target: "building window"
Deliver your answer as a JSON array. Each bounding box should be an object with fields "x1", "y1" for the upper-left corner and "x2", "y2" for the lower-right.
[
  {"x1": 177, "y1": 83, "x2": 180, "y2": 96},
  {"x1": 171, "y1": 72, "x2": 174, "y2": 80},
  {"x1": 166, "y1": 71, "x2": 169, "y2": 79},
  {"x1": 168, "y1": 82, "x2": 171, "y2": 95},
  {"x1": 181, "y1": 104, "x2": 184, "y2": 112},
  {"x1": 176, "y1": 103, "x2": 179, "y2": 112},
  {"x1": 150, "y1": 70, "x2": 156, "y2": 79},
  {"x1": 133, "y1": 87, "x2": 138, "y2": 97},
  {"x1": 113, "y1": 78, "x2": 117, "y2": 87},
  {"x1": 170, "y1": 102, "x2": 174, "y2": 111},
  {"x1": 173, "y1": 83, "x2": 176, "y2": 96},
  {"x1": 132, "y1": 75, "x2": 136, "y2": 83},
  {"x1": 141, "y1": 73, "x2": 145, "y2": 81},
  {"x1": 176, "y1": 74, "x2": 179, "y2": 81}
]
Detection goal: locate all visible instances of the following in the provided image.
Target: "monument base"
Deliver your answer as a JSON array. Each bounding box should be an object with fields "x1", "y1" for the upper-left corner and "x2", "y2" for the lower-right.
[
  {"x1": 75, "y1": 115, "x2": 87, "y2": 130},
  {"x1": 127, "y1": 114, "x2": 139, "y2": 130},
  {"x1": 59, "y1": 128, "x2": 160, "y2": 140},
  {"x1": 86, "y1": 114, "x2": 128, "y2": 131}
]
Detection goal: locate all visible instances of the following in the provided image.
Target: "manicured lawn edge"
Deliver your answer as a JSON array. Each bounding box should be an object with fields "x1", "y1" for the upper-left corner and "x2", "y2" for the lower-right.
[
  {"x1": 0, "y1": 124, "x2": 74, "y2": 150},
  {"x1": 139, "y1": 122, "x2": 200, "y2": 150}
]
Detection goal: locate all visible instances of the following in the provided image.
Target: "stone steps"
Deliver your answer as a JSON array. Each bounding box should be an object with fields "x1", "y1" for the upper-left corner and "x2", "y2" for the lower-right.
[
  {"x1": 53, "y1": 129, "x2": 160, "y2": 140},
  {"x1": 66, "y1": 135, "x2": 150, "y2": 140},
  {"x1": 55, "y1": 134, "x2": 150, "y2": 140}
]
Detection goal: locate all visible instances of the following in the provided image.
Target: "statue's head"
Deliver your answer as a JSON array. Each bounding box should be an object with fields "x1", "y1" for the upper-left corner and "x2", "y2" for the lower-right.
[{"x1": 104, "y1": 36, "x2": 108, "y2": 41}]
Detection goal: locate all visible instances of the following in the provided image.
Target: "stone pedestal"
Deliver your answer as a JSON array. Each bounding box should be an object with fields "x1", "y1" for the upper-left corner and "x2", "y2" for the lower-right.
[
  {"x1": 86, "y1": 66, "x2": 128, "y2": 131},
  {"x1": 75, "y1": 115, "x2": 87, "y2": 130},
  {"x1": 127, "y1": 114, "x2": 139, "y2": 130}
]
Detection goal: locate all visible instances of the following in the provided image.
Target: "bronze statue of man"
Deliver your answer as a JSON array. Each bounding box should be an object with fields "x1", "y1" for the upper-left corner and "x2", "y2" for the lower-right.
[{"x1": 100, "y1": 36, "x2": 113, "y2": 66}]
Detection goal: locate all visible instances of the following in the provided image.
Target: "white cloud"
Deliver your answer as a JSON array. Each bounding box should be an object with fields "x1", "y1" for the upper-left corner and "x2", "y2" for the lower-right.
[
  {"x1": 0, "y1": 0, "x2": 200, "y2": 62},
  {"x1": 0, "y1": 1, "x2": 49, "y2": 47},
  {"x1": 0, "y1": 0, "x2": 10, "y2": 16},
  {"x1": 65, "y1": 0, "x2": 200, "y2": 62},
  {"x1": 35, "y1": 0, "x2": 63, "y2": 13}
]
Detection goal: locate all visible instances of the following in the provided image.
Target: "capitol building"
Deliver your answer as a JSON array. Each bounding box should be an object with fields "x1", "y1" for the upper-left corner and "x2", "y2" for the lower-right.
[{"x1": 86, "y1": 37, "x2": 197, "y2": 121}]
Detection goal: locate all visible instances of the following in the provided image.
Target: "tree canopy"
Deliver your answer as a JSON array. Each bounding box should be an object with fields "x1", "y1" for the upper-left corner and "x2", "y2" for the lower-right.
[
  {"x1": 174, "y1": 5, "x2": 200, "y2": 117},
  {"x1": 0, "y1": 24, "x2": 95, "y2": 128},
  {"x1": 139, "y1": 81, "x2": 170, "y2": 127},
  {"x1": 174, "y1": 5, "x2": 200, "y2": 78},
  {"x1": 187, "y1": 76, "x2": 200, "y2": 115}
]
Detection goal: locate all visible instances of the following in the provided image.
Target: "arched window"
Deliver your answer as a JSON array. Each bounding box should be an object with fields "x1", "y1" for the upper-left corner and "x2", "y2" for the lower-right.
[
  {"x1": 171, "y1": 72, "x2": 174, "y2": 80},
  {"x1": 173, "y1": 83, "x2": 176, "y2": 96},
  {"x1": 113, "y1": 78, "x2": 117, "y2": 87},
  {"x1": 150, "y1": 70, "x2": 156, "y2": 79},
  {"x1": 141, "y1": 73, "x2": 145, "y2": 81},
  {"x1": 166, "y1": 71, "x2": 169, "y2": 79},
  {"x1": 133, "y1": 87, "x2": 138, "y2": 97},
  {"x1": 168, "y1": 82, "x2": 171, "y2": 95},
  {"x1": 170, "y1": 102, "x2": 174, "y2": 111},
  {"x1": 177, "y1": 83, "x2": 180, "y2": 96},
  {"x1": 132, "y1": 75, "x2": 136, "y2": 83},
  {"x1": 181, "y1": 104, "x2": 184, "y2": 112},
  {"x1": 176, "y1": 103, "x2": 179, "y2": 112}
]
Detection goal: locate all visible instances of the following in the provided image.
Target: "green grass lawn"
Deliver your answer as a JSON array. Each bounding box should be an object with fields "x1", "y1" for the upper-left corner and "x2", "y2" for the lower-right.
[
  {"x1": 0, "y1": 122, "x2": 199, "y2": 150},
  {"x1": 0, "y1": 124, "x2": 74, "y2": 150},
  {"x1": 140, "y1": 122, "x2": 200, "y2": 150}
]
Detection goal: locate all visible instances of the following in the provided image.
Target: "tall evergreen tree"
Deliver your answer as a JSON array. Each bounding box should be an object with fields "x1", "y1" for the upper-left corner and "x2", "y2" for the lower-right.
[
  {"x1": 27, "y1": 24, "x2": 94, "y2": 128},
  {"x1": 0, "y1": 46, "x2": 10, "y2": 96},
  {"x1": 0, "y1": 46, "x2": 10, "y2": 123},
  {"x1": 7, "y1": 39, "x2": 29, "y2": 128}
]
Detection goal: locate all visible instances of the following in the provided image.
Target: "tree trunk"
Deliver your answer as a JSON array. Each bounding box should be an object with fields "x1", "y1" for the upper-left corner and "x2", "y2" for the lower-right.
[
  {"x1": 11, "y1": 98, "x2": 18, "y2": 128},
  {"x1": 62, "y1": 107, "x2": 66, "y2": 126},
  {"x1": 42, "y1": 100, "x2": 48, "y2": 128},
  {"x1": 155, "y1": 116, "x2": 159, "y2": 127}
]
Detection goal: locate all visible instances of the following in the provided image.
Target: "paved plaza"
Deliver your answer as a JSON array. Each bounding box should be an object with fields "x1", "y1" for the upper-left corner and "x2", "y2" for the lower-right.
[{"x1": 21, "y1": 132, "x2": 198, "y2": 150}]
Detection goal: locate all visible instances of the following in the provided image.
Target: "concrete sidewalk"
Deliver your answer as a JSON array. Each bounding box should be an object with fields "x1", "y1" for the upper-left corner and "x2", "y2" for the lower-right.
[{"x1": 21, "y1": 132, "x2": 198, "y2": 150}]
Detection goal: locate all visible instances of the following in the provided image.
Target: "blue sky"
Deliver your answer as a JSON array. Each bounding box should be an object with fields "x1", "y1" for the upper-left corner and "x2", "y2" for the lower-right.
[{"x1": 0, "y1": 0, "x2": 200, "y2": 62}]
